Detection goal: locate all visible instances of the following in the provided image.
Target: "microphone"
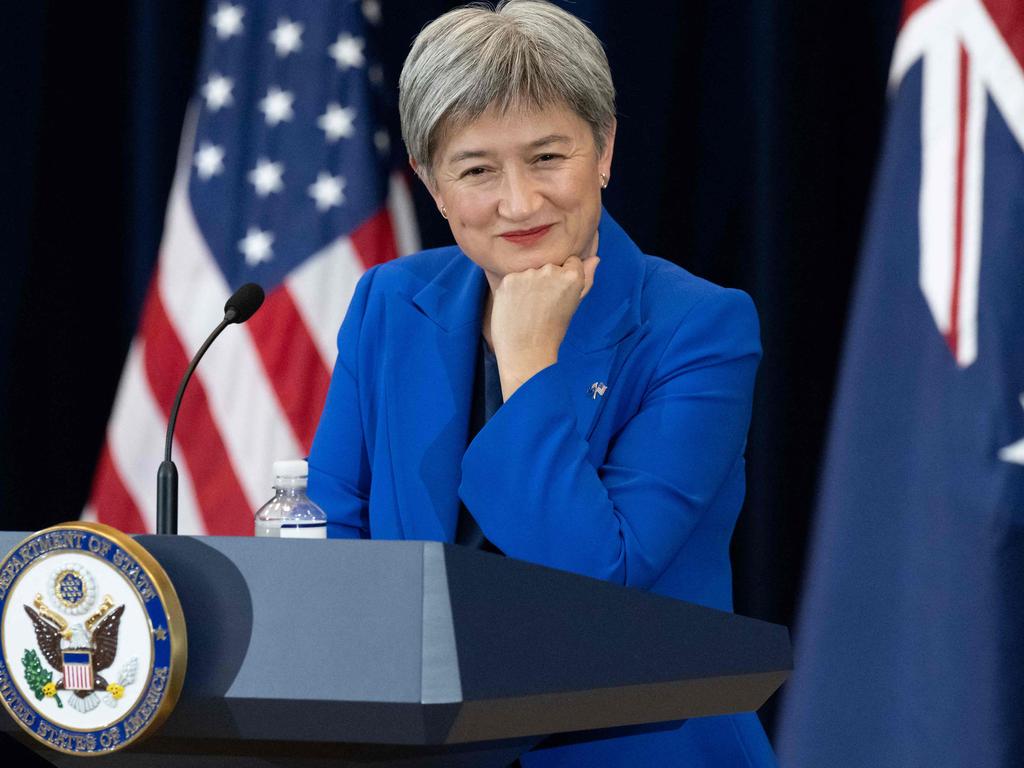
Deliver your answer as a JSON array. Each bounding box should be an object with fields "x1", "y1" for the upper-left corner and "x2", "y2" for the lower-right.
[
  {"x1": 156, "y1": 283, "x2": 265, "y2": 535},
  {"x1": 224, "y1": 282, "x2": 265, "y2": 324}
]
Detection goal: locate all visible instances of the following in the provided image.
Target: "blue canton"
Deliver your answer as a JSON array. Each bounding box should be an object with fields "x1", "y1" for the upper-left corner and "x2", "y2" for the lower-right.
[{"x1": 189, "y1": 0, "x2": 394, "y2": 292}]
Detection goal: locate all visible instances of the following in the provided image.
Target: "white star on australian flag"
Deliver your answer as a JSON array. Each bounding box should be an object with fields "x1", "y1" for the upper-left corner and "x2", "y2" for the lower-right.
[{"x1": 1000, "y1": 393, "x2": 1024, "y2": 466}]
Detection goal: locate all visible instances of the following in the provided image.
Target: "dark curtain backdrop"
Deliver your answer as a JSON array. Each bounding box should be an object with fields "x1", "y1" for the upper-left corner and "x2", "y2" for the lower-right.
[{"x1": 0, "y1": 0, "x2": 901, "y2": 757}]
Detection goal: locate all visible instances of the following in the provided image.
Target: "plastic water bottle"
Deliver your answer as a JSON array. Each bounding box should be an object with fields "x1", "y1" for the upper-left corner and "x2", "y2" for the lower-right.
[{"x1": 254, "y1": 459, "x2": 327, "y2": 539}]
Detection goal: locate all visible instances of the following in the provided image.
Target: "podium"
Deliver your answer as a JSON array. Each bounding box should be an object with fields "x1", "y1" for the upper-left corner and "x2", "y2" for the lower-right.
[{"x1": 0, "y1": 534, "x2": 791, "y2": 767}]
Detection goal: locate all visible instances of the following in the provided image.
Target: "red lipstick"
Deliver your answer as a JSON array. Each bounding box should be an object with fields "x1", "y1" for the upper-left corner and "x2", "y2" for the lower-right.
[{"x1": 500, "y1": 224, "x2": 553, "y2": 246}]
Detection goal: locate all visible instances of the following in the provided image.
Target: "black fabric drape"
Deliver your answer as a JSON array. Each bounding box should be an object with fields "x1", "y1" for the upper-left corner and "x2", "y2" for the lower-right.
[{"x1": 0, "y1": 3, "x2": 900, "y2": 759}]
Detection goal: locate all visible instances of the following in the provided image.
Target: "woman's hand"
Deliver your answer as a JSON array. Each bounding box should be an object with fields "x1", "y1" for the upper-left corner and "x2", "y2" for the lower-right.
[{"x1": 487, "y1": 255, "x2": 600, "y2": 400}]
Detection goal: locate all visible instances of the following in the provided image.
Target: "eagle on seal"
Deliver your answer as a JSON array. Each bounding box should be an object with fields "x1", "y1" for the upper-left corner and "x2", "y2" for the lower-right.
[{"x1": 24, "y1": 603, "x2": 124, "y2": 698}]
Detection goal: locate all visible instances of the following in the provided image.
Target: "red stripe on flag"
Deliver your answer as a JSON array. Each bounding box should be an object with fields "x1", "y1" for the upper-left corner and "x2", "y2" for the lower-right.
[
  {"x1": 946, "y1": 45, "x2": 969, "y2": 357},
  {"x1": 247, "y1": 285, "x2": 331, "y2": 453},
  {"x1": 141, "y1": 285, "x2": 252, "y2": 535},
  {"x1": 65, "y1": 664, "x2": 93, "y2": 691},
  {"x1": 901, "y1": 0, "x2": 931, "y2": 27},
  {"x1": 90, "y1": 442, "x2": 147, "y2": 534},
  {"x1": 982, "y1": 0, "x2": 1024, "y2": 72},
  {"x1": 351, "y1": 209, "x2": 399, "y2": 270}
]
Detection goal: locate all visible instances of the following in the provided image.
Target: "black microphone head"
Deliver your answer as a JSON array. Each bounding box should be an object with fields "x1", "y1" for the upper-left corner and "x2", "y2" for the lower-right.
[{"x1": 224, "y1": 283, "x2": 265, "y2": 324}]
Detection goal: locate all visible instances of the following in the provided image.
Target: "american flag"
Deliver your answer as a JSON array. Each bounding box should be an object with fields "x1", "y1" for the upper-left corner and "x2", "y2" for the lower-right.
[
  {"x1": 85, "y1": 0, "x2": 418, "y2": 535},
  {"x1": 62, "y1": 651, "x2": 94, "y2": 691}
]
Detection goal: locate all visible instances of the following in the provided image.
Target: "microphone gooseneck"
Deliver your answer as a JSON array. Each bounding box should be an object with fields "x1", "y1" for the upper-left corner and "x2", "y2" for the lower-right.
[{"x1": 157, "y1": 283, "x2": 265, "y2": 535}]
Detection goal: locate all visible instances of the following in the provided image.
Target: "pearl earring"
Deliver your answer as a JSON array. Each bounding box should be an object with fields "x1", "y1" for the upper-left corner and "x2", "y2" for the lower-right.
[
  {"x1": 600, "y1": 173, "x2": 608, "y2": 189},
  {"x1": 440, "y1": 205, "x2": 448, "y2": 219}
]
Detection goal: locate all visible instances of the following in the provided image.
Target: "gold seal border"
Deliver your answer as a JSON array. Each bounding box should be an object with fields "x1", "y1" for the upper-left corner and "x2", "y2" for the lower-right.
[{"x1": 0, "y1": 522, "x2": 187, "y2": 756}]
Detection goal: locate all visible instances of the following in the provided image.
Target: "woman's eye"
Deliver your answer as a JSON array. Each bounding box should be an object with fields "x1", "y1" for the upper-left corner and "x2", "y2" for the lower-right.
[
  {"x1": 536, "y1": 153, "x2": 561, "y2": 163},
  {"x1": 461, "y1": 167, "x2": 488, "y2": 178}
]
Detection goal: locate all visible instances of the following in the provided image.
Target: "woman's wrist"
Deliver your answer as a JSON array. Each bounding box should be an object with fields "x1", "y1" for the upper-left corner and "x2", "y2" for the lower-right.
[{"x1": 495, "y1": 348, "x2": 560, "y2": 400}]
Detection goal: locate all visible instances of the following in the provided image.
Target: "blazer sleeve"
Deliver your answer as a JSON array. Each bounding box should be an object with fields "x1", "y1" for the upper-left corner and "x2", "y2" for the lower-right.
[
  {"x1": 459, "y1": 288, "x2": 761, "y2": 589},
  {"x1": 307, "y1": 265, "x2": 381, "y2": 539}
]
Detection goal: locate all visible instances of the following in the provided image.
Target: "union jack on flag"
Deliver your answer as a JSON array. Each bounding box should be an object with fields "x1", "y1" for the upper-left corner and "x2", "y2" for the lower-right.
[
  {"x1": 780, "y1": 1, "x2": 1024, "y2": 766},
  {"x1": 85, "y1": 0, "x2": 418, "y2": 534}
]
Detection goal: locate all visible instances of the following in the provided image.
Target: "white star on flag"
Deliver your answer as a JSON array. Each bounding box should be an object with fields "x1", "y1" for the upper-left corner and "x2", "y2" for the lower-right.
[
  {"x1": 259, "y1": 86, "x2": 294, "y2": 126},
  {"x1": 362, "y1": 0, "x2": 382, "y2": 25},
  {"x1": 238, "y1": 226, "x2": 274, "y2": 266},
  {"x1": 329, "y1": 33, "x2": 365, "y2": 70},
  {"x1": 210, "y1": 3, "x2": 244, "y2": 40},
  {"x1": 374, "y1": 129, "x2": 390, "y2": 154},
  {"x1": 200, "y1": 73, "x2": 234, "y2": 111},
  {"x1": 317, "y1": 103, "x2": 356, "y2": 142},
  {"x1": 999, "y1": 393, "x2": 1024, "y2": 466},
  {"x1": 269, "y1": 18, "x2": 303, "y2": 57},
  {"x1": 248, "y1": 159, "x2": 284, "y2": 197},
  {"x1": 194, "y1": 142, "x2": 225, "y2": 180},
  {"x1": 308, "y1": 172, "x2": 346, "y2": 211},
  {"x1": 369, "y1": 64, "x2": 384, "y2": 85}
]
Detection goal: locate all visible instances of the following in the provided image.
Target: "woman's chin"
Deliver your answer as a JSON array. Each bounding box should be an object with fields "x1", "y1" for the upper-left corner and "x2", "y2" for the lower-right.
[{"x1": 508, "y1": 246, "x2": 576, "y2": 272}]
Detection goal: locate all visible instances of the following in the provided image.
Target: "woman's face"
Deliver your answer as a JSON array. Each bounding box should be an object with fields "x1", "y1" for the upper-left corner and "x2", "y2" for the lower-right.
[{"x1": 420, "y1": 103, "x2": 614, "y2": 289}]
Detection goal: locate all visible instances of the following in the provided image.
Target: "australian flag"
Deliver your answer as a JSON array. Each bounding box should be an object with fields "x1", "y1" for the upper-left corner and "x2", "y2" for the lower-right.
[{"x1": 778, "y1": 1, "x2": 1024, "y2": 766}]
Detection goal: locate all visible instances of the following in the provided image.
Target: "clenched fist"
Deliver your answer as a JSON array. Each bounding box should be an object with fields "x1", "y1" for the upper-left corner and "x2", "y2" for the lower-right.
[{"x1": 485, "y1": 255, "x2": 600, "y2": 400}]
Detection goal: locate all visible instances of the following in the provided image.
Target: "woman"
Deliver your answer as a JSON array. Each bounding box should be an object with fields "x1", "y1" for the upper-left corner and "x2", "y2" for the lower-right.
[{"x1": 308, "y1": 1, "x2": 776, "y2": 765}]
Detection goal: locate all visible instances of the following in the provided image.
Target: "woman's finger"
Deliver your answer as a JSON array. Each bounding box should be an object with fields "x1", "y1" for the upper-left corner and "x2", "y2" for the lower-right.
[
  {"x1": 580, "y1": 256, "x2": 600, "y2": 299},
  {"x1": 561, "y1": 254, "x2": 584, "y2": 279}
]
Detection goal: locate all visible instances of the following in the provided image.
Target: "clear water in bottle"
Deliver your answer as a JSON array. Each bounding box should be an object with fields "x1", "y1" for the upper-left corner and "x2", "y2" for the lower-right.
[{"x1": 254, "y1": 459, "x2": 327, "y2": 539}]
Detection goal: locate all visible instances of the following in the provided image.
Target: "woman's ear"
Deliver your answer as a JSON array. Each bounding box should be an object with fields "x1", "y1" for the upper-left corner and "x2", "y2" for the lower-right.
[
  {"x1": 599, "y1": 118, "x2": 617, "y2": 179},
  {"x1": 409, "y1": 155, "x2": 446, "y2": 215}
]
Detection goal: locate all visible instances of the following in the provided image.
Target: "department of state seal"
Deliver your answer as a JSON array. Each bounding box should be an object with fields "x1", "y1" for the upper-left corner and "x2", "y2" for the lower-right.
[{"x1": 0, "y1": 522, "x2": 186, "y2": 754}]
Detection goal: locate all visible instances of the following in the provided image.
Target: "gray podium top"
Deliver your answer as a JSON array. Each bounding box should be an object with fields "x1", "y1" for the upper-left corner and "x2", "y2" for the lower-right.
[{"x1": 0, "y1": 534, "x2": 790, "y2": 767}]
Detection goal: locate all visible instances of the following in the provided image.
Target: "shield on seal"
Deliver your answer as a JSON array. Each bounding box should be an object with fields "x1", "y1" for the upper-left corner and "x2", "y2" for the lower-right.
[{"x1": 62, "y1": 651, "x2": 94, "y2": 691}]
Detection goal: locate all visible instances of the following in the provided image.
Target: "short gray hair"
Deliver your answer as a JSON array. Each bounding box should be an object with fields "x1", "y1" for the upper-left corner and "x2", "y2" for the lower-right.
[{"x1": 399, "y1": 0, "x2": 616, "y2": 175}]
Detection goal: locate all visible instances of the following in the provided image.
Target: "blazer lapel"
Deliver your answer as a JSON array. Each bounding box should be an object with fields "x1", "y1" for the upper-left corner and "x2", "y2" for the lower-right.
[
  {"x1": 559, "y1": 209, "x2": 647, "y2": 446},
  {"x1": 560, "y1": 323, "x2": 648, "y2": 447},
  {"x1": 384, "y1": 255, "x2": 487, "y2": 542}
]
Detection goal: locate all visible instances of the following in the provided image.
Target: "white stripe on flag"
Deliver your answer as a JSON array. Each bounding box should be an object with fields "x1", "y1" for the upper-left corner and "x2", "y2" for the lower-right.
[
  {"x1": 286, "y1": 236, "x2": 366, "y2": 371},
  {"x1": 65, "y1": 663, "x2": 92, "y2": 691},
  {"x1": 918, "y1": 22, "x2": 958, "y2": 342},
  {"x1": 388, "y1": 172, "x2": 422, "y2": 257},
  {"x1": 158, "y1": 170, "x2": 304, "y2": 510},
  {"x1": 108, "y1": 340, "x2": 206, "y2": 534}
]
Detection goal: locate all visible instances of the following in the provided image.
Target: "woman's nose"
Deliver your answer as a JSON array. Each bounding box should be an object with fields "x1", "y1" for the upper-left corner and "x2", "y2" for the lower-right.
[{"x1": 496, "y1": 166, "x2": 540, "y2": 221}]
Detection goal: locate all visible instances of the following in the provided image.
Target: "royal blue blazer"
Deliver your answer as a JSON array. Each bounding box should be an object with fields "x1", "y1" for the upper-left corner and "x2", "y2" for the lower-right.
[{"x1": 308, "y1": 210, "x2": 777, "y2": 767}]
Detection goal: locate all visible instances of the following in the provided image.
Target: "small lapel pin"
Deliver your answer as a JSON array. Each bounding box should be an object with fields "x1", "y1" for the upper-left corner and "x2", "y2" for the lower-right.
[{"x1": 589, "y1": 382, "x2": 608, "y2": 399}]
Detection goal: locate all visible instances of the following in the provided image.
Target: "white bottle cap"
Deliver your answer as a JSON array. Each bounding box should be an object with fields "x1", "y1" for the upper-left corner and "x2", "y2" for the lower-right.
[{"x1": 272, "y1": 459, "x2": 308, "y2": 479}]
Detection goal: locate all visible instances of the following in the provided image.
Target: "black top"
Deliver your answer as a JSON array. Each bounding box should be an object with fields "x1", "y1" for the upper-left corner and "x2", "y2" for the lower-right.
[{"x1": 455, "y1": 337, "x2": 504, "y2": 554}]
